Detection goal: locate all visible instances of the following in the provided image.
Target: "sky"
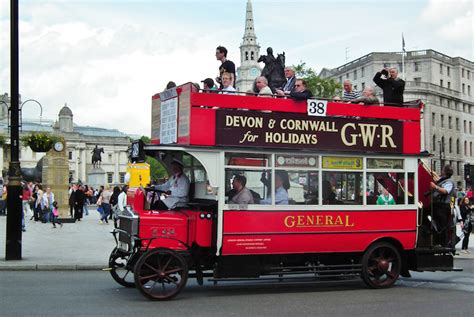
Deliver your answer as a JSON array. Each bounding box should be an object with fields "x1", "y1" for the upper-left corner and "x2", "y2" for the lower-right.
[{"x1": 0, "y1": 0, "x2": 472, "y2": 137}]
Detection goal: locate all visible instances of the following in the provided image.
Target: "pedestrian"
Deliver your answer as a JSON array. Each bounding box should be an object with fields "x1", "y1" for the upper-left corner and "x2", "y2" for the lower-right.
[
  {"x1": 99, "y1": 185, "x2": 112, "y2": 224},
  {"x1": 74, "y1": 185, "x2": 85, "y2": 222},
  {"x1": 31, "y1": 184, "x2": 40, "y2": 221},
  {"x1": 83, "y1": 185, "x2": 92, "y2": 216},
  {"x1": 109, "y1": 186, "x2": 121, "y2": 220},
  {"x1": 51, "y1": 201, "x2": 63, "y2": 228},
  {"x1": 68, "y1": 184, "x2": 77, "y2": 218},
  {"x1": 459, "y1": 196, "x2": 473, "y2": 253},
  {"x1": 44, "y1": 187, "x2": 55, "y2": 223}
]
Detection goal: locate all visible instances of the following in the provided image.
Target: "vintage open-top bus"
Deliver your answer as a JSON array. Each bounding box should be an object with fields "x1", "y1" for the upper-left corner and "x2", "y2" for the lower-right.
[{"x1": 109, "y1": 83, "x2": 456, "y2": 300}]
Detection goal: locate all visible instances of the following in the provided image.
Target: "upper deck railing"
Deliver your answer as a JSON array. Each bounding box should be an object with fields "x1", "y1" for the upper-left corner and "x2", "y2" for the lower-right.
[{"x1": 151, "y1": 83, "x2": 422, "y2": 155}]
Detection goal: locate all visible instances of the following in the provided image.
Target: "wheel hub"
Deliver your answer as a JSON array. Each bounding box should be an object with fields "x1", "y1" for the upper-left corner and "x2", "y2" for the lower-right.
[{"x1": 378, "y1": 259, "x2": 389, "y2": 272}]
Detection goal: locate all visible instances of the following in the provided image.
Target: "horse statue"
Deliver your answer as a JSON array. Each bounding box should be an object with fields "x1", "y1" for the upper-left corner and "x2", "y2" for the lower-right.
[
  {"x1": 91, "y1": 145, "x2": 104, "y2": 169},
  {"x1": 258, "y1": 47, "x2": 286, "y2": 91}
]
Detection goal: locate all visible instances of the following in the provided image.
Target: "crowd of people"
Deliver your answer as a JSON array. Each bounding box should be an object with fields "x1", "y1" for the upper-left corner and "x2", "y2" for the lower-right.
[
  {"x1": 0, "y1": 179, "x2": 133, "y2": 231},
  {"x1": 166, "y1": 45, "x2": 406, "y2": 106}
]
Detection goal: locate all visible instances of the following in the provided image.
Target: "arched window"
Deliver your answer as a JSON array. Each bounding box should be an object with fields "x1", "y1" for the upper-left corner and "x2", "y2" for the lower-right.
[
  {"x1": 456, "y1": 139, "x2": 460, "y2": 154},
  {"x1": 245, "y1": 51, "x2": 249, "y2": 61},
  {"x1": 251, "y1": 51, "x2": 255, "y2": 60}
]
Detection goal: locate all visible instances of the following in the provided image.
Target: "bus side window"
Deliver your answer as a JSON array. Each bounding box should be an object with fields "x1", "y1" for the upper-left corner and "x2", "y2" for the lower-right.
[
  {"x1": 366, "y1": 172, "x2": 405, "y2": 205},
  {"x1": 287, "y1": 171, "x2": 318, "y2": 205},
  {"x1": 323, "y1": 171, "x2": 363, "y2": 205}
]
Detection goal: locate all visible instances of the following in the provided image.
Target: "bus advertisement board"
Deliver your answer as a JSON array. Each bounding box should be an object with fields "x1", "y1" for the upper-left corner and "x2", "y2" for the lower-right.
[{"x1": 216, "y1": 110, "x2": 403, "y2": 154}]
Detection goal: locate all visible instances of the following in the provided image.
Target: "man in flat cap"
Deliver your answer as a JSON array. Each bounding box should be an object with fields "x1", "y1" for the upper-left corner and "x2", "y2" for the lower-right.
[
  {"x1": 201, "y1": 78, "x2": 217, "y2": 92},
  {"x1": 153, "y1": 159, "x2": 190, "y2": 210}
]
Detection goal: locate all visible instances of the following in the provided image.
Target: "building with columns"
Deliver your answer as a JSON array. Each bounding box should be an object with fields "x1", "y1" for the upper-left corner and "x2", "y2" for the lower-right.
[
  {"x1": 235, "y1": 0, "x2": 261, "y2": 93},
  {"x1": 0, "y1": 98, "x2": 131, "y2": 185},
  {"x1": 319, "y1": 49, "x2": 474, "y2": 186}
]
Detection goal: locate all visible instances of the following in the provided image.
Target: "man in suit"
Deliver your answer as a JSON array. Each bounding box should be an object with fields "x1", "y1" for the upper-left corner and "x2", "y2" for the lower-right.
[
  {"x1": 290, "y1": 79, "x2": 313, "y2": 101},
  {"x1": 275, "y1": 67, "x2": 296, "y2": 96}
]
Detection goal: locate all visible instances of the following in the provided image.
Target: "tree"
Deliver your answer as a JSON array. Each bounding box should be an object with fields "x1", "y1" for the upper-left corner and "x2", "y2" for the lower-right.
[
  {"x1": 293, "y1": 62, "x2": 342, "y2": 99},
  {"x1": 139, "y1": 135, "x2": 168, "y2": 180}
]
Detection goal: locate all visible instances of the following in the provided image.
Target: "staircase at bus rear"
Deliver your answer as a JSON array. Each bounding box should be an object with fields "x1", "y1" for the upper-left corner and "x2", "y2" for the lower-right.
[{"x1": 407, "y1": 249, "x2": 460, "y2": 272}]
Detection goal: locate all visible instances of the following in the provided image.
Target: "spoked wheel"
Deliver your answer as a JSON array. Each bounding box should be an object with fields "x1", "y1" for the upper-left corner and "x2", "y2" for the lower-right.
[
  {"x1": 134, "y1": 248, "x2": 188, "y2": 300},
  {"x1": 109, "y1": 247, "x2": 136, "y2": 288},
  {"x1": 361, "y1": 242, "x2": 402, "y2": 289}
]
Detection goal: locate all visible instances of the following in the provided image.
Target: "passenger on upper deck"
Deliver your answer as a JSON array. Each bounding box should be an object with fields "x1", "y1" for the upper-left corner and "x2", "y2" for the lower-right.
[
  {"x1": 351, "y1": 86, "x2": 380, "y2": 105},
  {"x1": 373, "y1": 67, "x2": 405, "y2": 106},
  {"x1": 215, "y1": 46, "x2": 236, "y2": 89},
  {"x1": 260, "y1": 170, "x2": 290, "y2": 205},
  {"x1": 220, "y1": 72, "x2": 237, "y2": 94},
  {"x1": 153, "y1": 159, "x2": 190, "y2": 210},
  {"x1": 289, "y1": 79, "x2": 313, "y2": 101},
  {"x1": 342, "y1": 80, "x2": 361, "y2": 101},
  {"x1": 255, "y1": 76, "x2": 273, "y2": 97},
  {"x1": 275, "y1": 67, "x2": 296, "y2": 97},
  {"x1": 201, "y1": 78, "x2": 217, "y2": 92},
  {"x1": 229, "y1": 175, "x2": 254, "y2": 205}
]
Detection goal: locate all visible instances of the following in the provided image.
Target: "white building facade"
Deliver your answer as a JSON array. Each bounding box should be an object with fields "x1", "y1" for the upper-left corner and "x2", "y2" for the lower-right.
[
  {"x1": 320, "y1": 50, "x2": 474, "y2": 186},
  {"x1": 0, "y1": 100, "x2": 131, "y2": 185}
]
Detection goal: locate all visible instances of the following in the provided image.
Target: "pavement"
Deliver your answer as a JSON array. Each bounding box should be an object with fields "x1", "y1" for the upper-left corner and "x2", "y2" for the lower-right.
[
  {"x1": 0, "y1": 208, "x2": 472, "y2": 270},
  {"x1": 0, "y1": 206, "x2": 116, "y2": 271}
]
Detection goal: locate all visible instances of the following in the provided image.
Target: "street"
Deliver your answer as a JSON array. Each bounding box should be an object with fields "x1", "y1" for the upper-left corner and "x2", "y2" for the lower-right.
[{"x1": 1, "y1": 261, "x2": 474, "y2": 317}]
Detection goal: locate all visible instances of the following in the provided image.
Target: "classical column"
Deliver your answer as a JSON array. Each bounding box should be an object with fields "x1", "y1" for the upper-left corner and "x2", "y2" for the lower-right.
[
  {"x1": 114, "y1": 150, "x2": 120, "y2": 183},
  {"x1": 81, "y1": 147, "x2": 86, "y2": 182}
]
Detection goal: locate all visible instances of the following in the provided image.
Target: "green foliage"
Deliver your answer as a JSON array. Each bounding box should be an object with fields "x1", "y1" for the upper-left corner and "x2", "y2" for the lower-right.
[
  {"x1": 20, "y1": 132, "x2": 62, "y2": 152},
  {"x1": 140, "y1": 135, "x2": 151, "y2": 144},
  {"x1": 293, "y1": 62, "x2": 342, "y2": 99},
  {"x1": 146, "y1": 155, "x2": 168, "y2": 180}
]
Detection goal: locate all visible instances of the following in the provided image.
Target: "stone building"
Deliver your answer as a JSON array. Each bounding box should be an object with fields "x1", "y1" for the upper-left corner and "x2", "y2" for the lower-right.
[
  {"x1": 235, "y1": 0, "x2": 261, "y2": 93},
  {"x1": 0, "y1": 99, "x2": 131, "y2": 186},
  {"x1": 320, "y1": 49, "x2": 474, "y2": 185}
]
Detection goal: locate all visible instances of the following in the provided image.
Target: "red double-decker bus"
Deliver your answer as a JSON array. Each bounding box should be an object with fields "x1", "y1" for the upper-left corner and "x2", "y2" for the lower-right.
[{"x1": 109, "y1": 83, "x2": 456, "y2": 300}]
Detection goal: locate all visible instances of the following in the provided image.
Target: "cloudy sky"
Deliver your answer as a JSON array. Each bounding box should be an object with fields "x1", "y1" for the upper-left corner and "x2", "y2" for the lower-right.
[{"x1": 0, "y1": 0, "x2": 472, "y2": 136}]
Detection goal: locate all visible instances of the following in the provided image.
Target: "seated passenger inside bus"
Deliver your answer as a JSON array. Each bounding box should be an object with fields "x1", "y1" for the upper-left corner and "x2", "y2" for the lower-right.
[
  {"x1": 376, "y1": 187, "x2": 396, "y2": 205},
  {"x1": 151, "y1": 159, "x2": 190, "y2": 210},
  {"x1": 260, "y1": 170, "x2": 290, "y2": 205},
  {"x1": 228, "y1": 175, "x2": 254, "y2": 205}
]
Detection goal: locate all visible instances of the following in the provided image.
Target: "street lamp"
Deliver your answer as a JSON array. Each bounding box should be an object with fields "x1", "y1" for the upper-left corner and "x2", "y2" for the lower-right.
[{"x1": 6, "y1": 0, "x2": 21, "y2": 260}]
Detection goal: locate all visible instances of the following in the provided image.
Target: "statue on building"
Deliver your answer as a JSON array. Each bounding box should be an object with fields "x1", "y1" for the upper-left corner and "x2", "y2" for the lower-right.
[
  {"x1": 91, "y1": 145, "x2": 104, "y2": 169},
  {"x1": 258, "y1": 47, "x2": 286, "y2": 91}
]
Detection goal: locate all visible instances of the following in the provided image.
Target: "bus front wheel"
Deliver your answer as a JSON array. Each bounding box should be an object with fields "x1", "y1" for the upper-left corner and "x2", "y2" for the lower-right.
[
  {"x1": 361, "y1": 242, "x2": 401, "y2": 289},
  {"x1": 134, "y1": 248, "x2": 188, "y2": 300}
]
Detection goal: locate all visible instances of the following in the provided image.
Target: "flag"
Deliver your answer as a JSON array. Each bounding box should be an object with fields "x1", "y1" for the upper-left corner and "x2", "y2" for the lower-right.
[{"x1": 402, "y1": 33, "x2": 406, "y2": 52}]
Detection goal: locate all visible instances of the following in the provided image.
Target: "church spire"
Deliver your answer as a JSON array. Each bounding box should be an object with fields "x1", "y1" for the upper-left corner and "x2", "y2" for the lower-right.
[
  {"x1": 236, "y1": 0, "x2": 261, "y2": 92},
  {"x1": 243, "y1": 0, "x2": 257, "y2": 41}
]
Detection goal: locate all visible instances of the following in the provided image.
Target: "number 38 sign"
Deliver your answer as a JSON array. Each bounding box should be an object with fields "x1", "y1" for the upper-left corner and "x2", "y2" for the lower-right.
[{"x1": 307, "y1": 99, "x2": 327, "y2": 117}]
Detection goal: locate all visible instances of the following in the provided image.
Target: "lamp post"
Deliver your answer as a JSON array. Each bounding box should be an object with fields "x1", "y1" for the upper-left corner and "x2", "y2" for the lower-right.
[{"x1": 6, "y1": 0, "x2": 22, "y2": 260}]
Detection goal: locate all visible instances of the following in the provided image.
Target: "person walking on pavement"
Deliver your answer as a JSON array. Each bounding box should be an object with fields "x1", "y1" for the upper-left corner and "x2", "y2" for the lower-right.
[
  {"x1": 74, "y1": 185, "x2": 85, "y2": 222},
  {"x1": 68, "y1": 184, "x2": 77, "y2": 218},
  {"x1": 99, "y1": 185, "x2": 112, "y2": 224},
  {"x1": 109, "y1": 186, "x2": 121, "y2": 220}
]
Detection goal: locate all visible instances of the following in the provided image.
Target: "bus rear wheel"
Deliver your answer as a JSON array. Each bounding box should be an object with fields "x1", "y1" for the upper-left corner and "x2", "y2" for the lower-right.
[
  {"x1": 134, "y1": 248, "x2": 188, "y2": 300},
  {"x1": 361, "y1": 242, "x2": 401, "y2": 289}
]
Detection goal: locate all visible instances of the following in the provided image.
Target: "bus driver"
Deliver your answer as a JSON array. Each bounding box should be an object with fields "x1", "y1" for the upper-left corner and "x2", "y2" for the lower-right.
[{"x1": 153, "y1": 159, "x2": 190, "y2": 210}]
